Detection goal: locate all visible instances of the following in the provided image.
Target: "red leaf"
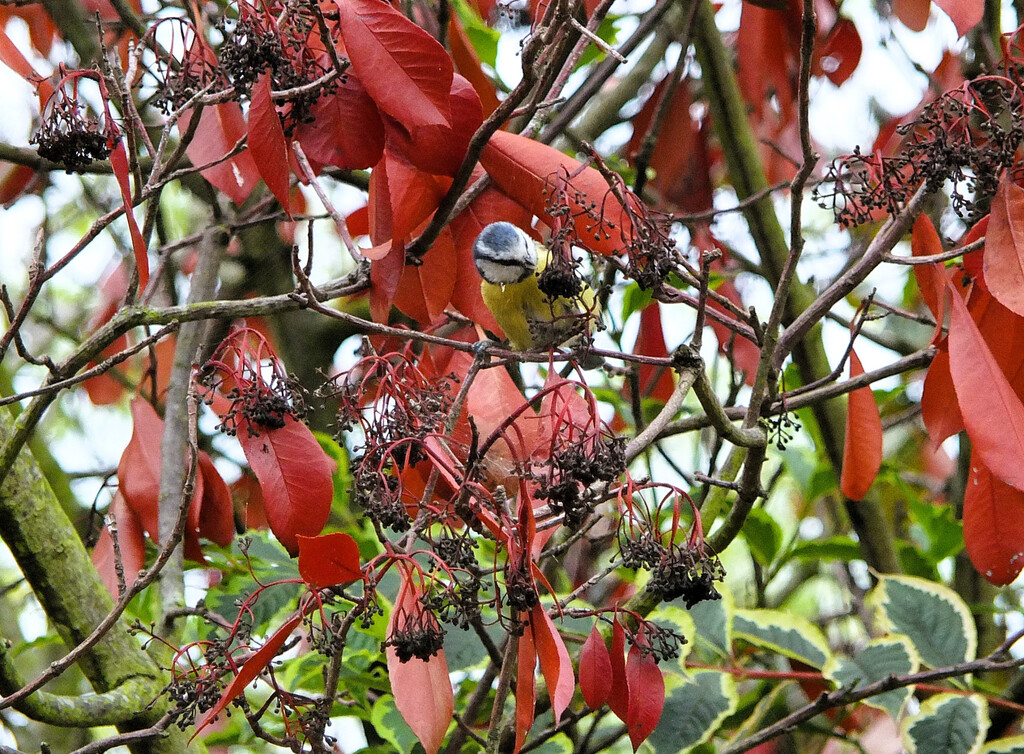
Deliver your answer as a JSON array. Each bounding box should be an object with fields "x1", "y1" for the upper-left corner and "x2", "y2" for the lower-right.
[
  {"x1": 983, "y1": 173, "x2": 1024, "y2": 317},
  {"x1": 0, "y1": 161, "x2": 35, "y2": 205},
  {"x1": 579, "y1": 623, "x2": 613, "y2": 710},
  {"x1": 840, "y1": 349, "x2": 882, "y2": 500},
  {"x1": 448, "y1": 15, "x2": 499, "y2": 118},
  {"x1": 384, "y1": 74, "x2": 483, "y2": 177},
  {"x1": 381, "y1": 148, "x2": 450, "y2": 243},
  {"x1": 708, "y1": 279, "x2": 760, "y2": 385},
  {"x1": 932, "y1": 0, "x2": 983, "y2": 35},
  {"x1": 386, "y1": 571, "x2": 454, "y2": 754},
  {"x1": 962, "y1": 215, "x2": 988, "y2": 284},
  {"x1": 235, "y1": 415, "x2": 333, "y2": 555},
  {"x1": 197, "y1": 452, "x2": 235, "y2": 547},
  {"x1": 232, "y1": 471, "x2": 269, "y2": 531},
  {"x1": 0, "y1": 24, "x2": 53, "y2": 103},
  {"x1": 921, "y1": 344, "x2": 964, "y2": 446},
  {"x1": 633, "y1": 304, "x2": 675, "y2": 402},
  {"x1": 516, "y1": 620, "x2": 537, "y2": 753},
  {"x1": 118, "y1": 398, "x2": 165, "y2": 540},
  {"x1": 336, "y1": 0, "x2": 453, "y2": 130},
  {"x1": 248, "y1": 72, "x2": 292, "y2": 214},
  {"x1": 293, "y1": 71, "x2": 385, "y2": 171},
  {"x1": 963, "y1": 450, "x2": 1024, "y2": 585},
  {"x1": 608, "y1": 617, "x2": 630, "y2": 723},
  {"x1": 530, "y1": 604, "x2": 574, "y2": 723},
  {"x1": 180, "y1": 102, "x2": 260, "y2": 205},
  {"x1": 626, "y1": 633, "x2": 665, "y2": 751},
  {"x1": 911, "y1": 215, "x2": 945, "y2": 320},
  {"x1": 296, "y1": 532, "x2": 362, "y2": 588},
  {"x1": 84, "y1": 334, "x2": 129, "y2": 405},
  {"x1": 737, "y1": 2, "x2": 797, "y2": 119},
  {"x1": 108, "y1": 140, "x2": 149, "y2": 290},
  {"x1": 194, "y1": 612, "x2": 303, "y2": 738},
  {"x1": 814, "y1": 17, "x2": 861, "y2": 87},
  {"x1": 118, "y1": 398, "x2": 208, "y2": 559},
  {"x1": 947, "y1": 279, "x2": 1024, "y2": 491},
  {"x1": 391, "y1": 226, "x2": 457, "y2": 324},
  {"x1": 91, "y1": 492, "x2": 146, "y2": 597},
  {"x1": 479, "y1": 130, "x2": 635, "y2": 256},
  {"x1": 627, "y1": 77, "x2": 713, "y2": 214},
  {"x1": 892, "y1": 0, "x2": 930, "y2": 31}
]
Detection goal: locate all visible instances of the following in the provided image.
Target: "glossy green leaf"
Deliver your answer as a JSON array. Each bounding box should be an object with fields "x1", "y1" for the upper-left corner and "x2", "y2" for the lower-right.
[
  {"x1": 903, "y1": 693, "x2": 987, "y2": 754},
  {"x1": 825, "y1": 636, "x2": 920, "y2": 719},
  {"x1": 908, "y1": 497, "x2": 965, "y2": 564},
  {"x1": 789, "y1": 536, "x2": 862, "y2": 563},
  {"x1": 871, "y1": 574, "x2": 976, "y2": 668},
  {"x1": 733, "y1": 609, "x2": 831, "y2": 668},
  {"x1": 648, "y1": 671, "x2": 737, "y2": 754},
  {"x1": 741, "y1": 508, "x2": 783, "y2": 566}
]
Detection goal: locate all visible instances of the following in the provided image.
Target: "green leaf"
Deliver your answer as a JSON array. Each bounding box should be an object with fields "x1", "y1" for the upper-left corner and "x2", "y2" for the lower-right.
[
  {"x1": 741, "y1": 508, "x2": 783, "y2": 566},
  {"x1": 908, "y1": 497, "x2": 965, "y2": 564},
  {"x1": 649, "y1": 671, "x2": 737, "y2": 754},
  {"x1": 733, "y1": 609, "x2": 831, "y2": 669},
  {"x1": 788, "y1": 536, "x2": 862, "y2": 563},
  {"x1": 824, "y1": 636, "x2": 920, "y2": 719},
  {"x1": 871, "y1": 574, "x2": 977, "y2": 668},
  {"x1": 897, "y1": 539, "x2": 940, "y2": 580},
  {"x1": 984, "y1": 735, "x2": 1024, "y2": 753},
  {"x1": 621, "y1": 283, "x2": 654, "y2": 322},
  {"x1": 452, "y1": 0, "x2": 498, "y2": 67},
  {"x1": 575, "y1": 15, "x2": 622, "y2": 68},
  {"x1": 903, "y1": 693, "x2": 987, "y2": 754},
  {"x1": 442, "y1": 621, "x2": 501, "y2": 671},
  {"x1": 687, "y1": 585, "x2": 733, "y2": 661}
]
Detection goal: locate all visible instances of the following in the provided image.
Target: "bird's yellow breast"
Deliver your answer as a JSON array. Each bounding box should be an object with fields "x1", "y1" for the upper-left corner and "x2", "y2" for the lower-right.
[{"x1": 480, "y1": 251, "x2": 594, "y2": 351}]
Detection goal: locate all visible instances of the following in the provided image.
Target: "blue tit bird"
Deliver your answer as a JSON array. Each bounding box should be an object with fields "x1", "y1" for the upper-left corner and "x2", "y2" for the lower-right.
[{"x1": 473, "y1": 221, "x2": 596, "y2": 353}]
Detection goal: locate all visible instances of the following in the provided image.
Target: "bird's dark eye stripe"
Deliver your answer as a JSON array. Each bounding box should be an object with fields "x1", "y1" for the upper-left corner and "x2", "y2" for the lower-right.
[{"x1": 476, "y1": 252, "x2": 530, "y2": 266}]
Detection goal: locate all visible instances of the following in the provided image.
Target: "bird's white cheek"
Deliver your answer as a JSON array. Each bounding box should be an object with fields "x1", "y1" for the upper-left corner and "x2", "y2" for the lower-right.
[{"x1": 476, "y1": 258, "x2": 532, "y2": 285}]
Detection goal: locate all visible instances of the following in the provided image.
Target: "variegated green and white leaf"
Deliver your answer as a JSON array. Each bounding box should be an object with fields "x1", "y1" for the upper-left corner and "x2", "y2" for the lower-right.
[
  {"x1": 733, "y1": 609, "x2": 831, "y2": 669},
  {"x1": 689, "y1": 585, "x2": 733, "y2": 661},
  {"x1": 983, "y1": 735, "x2": 1024, "y2": 753},
  {"x1": 648, "y1": 670, "x2": 737, "y2": 754},
  {"x1": 824, "y1": 636, "x2": 920, "y2": 719},
  {"x1": 871, "y1": 574, "x2": 976, "y2": 668},
  {"x1": 903, "y1": 693, "x2": 987, "y2": 754}
]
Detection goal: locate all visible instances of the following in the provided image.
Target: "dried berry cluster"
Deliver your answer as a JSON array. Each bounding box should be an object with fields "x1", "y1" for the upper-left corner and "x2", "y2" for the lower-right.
[
  {"x1": 817, "y1": 76, "x2": 1024, "y2": 227},
  {"x1": 153, "y1": 3, "x2": 338, "y2": 132},
  {"x1": 324, "y1": 355, "x2": 456, "y2": 532},
  {"x1": 536, "y1": 434, "x2": 626, "y2": 529},
  {"x1": 761, "y1": 409, "x2": 801, "y2": 452},
  {"x1": 504, "y1": 556, "x2": 539, "y2": 612},
  {"x1": 621, "y1": 534, "x2": 724, "y2": 608},
  {"x1": 423, "y1": 540, "x2": 485, "y2": 630},
  {"x1": 150, "y1": 19, "x2": 228, "y2": 113},
  {"x1": 218, "y1": 6, "x2": 336, "y2": 134},
  {"x1": 631, "y1": 619, "x2": 687, "y2": 662},
  {"x1": 202, "y1": 369, "x2": 307, "y2": 437},
  {"x1": 547, "y1": 156, "x2": 679, "y2": 291},
  {"x1": 166, "y1": 670, "x2": 225, "y2": 729},
  {"x1": 31, "y1": 94, "x2": 111, "y2": 172},
  {"x1": 384, "y1": 604, "x2": 446, "y2": 662}
]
